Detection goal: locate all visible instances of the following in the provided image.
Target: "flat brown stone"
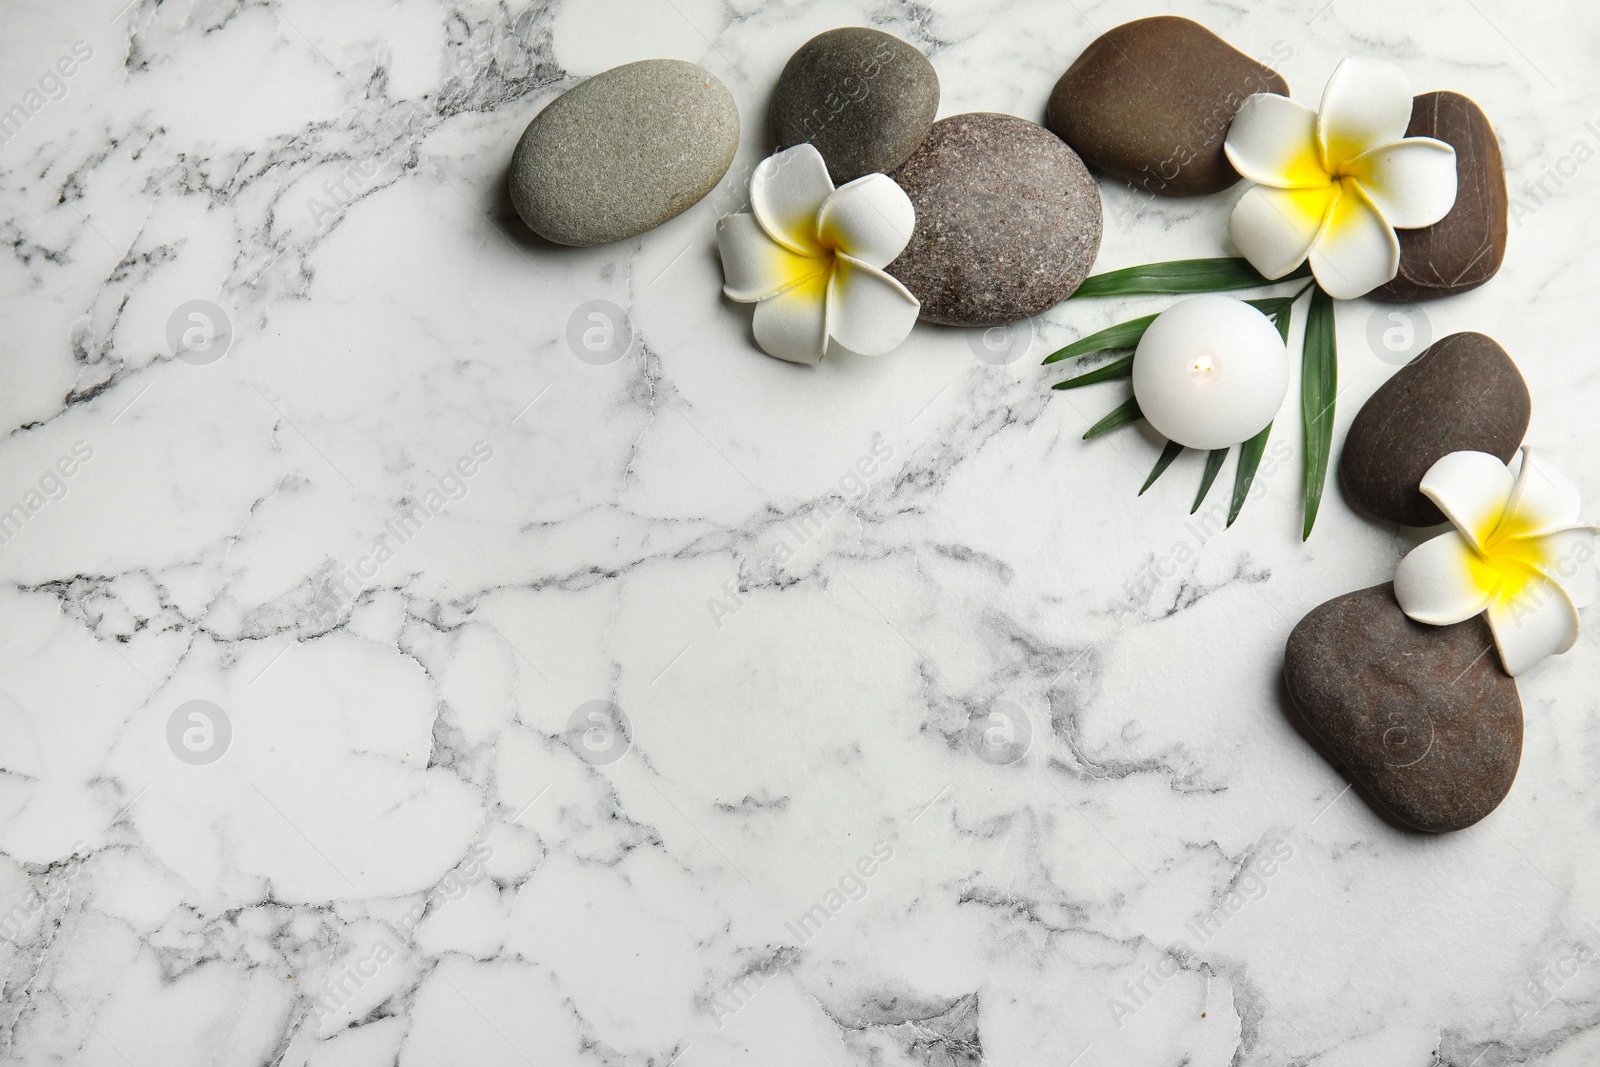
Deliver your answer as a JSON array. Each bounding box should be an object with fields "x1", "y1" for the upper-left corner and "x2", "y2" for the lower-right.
[
  {"x1": 1339, "y1": 332, "x2": 1529, "y2": 527},
  {"x1": 1372, "y1": 91, "x2": 1508, "y2": 301},
  {"x1": 1045, "y1": 16, "x2": 1288, "y2": 197},
  {"x1": 1285, "y1": 583, "x2": 1522, "y2": 833}
]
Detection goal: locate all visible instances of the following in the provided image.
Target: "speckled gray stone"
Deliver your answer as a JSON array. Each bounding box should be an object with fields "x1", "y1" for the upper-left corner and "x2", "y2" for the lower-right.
[
  {"x1": 1285, "y1": 583, "x2": 1523, "y2": 833},
  {"x1": 887, "y1": 113, "x2": 1103, "y2": 326},
  {"x1": 509, "y1": 59, "x2": 739, "y2": 247},
  {"x1": 1340, "y1": 332, "x2": 1529, "y2": 526},
  {"x1": 770, "y1": 27, "x2": 939, "y2": 185}
]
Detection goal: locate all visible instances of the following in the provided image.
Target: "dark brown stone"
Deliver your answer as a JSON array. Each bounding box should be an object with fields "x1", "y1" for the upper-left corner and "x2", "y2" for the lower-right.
[
  {"x1": 769, "y1": 27, "x2": 939, "y2": 185},
  {"x1": 1285, "y1": 583, "x2": 1522, "y2": 833},
  {"x1": 1340, "y1": 332, "x2": 1529, "y2": 527},
  {"x1": 1045, "y1": 16, "x2": 1289, "y2": 197},
  {"x1": 1372, "y1": 92, "x2": 1507, "y2": 302},
  {"x1": 887, "y1": 113, "x2": 1103, "y2": 326}
]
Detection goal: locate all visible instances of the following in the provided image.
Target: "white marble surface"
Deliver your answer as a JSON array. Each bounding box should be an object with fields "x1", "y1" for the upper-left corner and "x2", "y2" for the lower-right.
[{"x1": 1, "y1": 0, "x2": 1598, "y2": 1063}]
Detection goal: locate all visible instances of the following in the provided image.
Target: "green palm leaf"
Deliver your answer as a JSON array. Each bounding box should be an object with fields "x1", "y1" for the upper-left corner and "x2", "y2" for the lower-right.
[{"x1": 1301, "y1": 285, "x2": 1337, "y2": 539}]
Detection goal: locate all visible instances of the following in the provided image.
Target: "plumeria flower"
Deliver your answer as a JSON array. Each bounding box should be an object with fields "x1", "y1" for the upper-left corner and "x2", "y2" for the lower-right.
[
  {"x1": 716, "y1": 143, "x2": 920, "y2": 363},
  {"x1": 1223, "y1": 57, "x2": 1458, "y2": 300},
  {"x1": 1394, "y1": 449, "x2": 1598, "y2": 676}
]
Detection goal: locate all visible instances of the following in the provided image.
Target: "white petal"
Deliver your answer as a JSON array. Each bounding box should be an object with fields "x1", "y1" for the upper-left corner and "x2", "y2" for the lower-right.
[
  {"x1": 1307, "y1": 184, "x2": 1398, "y2": 299},
  {"x1": 751, "y1": 271, "x2": 830, "y2": 364},
  {"x1": 1229, "y1": 183, "x2": 1339, "y2": 279},
  {"x1": 750, "y1": 144, "x2": 833, "y2": 257},
  {"x1": 1223, "y1": 93, "x2": 1331, "y2": 189},
  {"x1": 1499, "y1": 448, "x2": 1584, "y2": 538},
  {"x1": 824, "y1": 255, "x2": 920, "y2": 356},
  {"x1": 1524, "y1": 525, "x2": 1600, "y2": 609},
  {"x1": 1394, "y1": 530, "x2": 1498, "y2": 625},
  {"x1": 1486, "y1": 573, "x2": 1581, "y2": 676},
  {"x1": 716, "y1": 214, "x2": 828, "y2": 302},
  {"x1": 1352, "y1": 138, "x2": 1458, "y2": 229},
  {"x1": 816, "y1": 174, "x2": 916, "y2": 270},
  {"x1": 1420, "y1": 451, "x2": 1516, "y2": 549},
  {"x1": 1317, "y1": 57, "x2": 1414, "y2": 169}
]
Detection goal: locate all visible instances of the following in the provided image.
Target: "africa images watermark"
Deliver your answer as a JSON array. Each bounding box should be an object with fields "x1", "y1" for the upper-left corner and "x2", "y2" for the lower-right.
[
  {"x1": 0, "y1": 40, "x2": 94, "y2": 149},
  {"x1": 1107, "y1": 41, "x2": 1294, "y2": 230},
  {"x1": 1508, "y1": 116, "x2": 1600, "y2": 228},
  {"x1": 304, "y1": 25, "x2": 513, "y2": 230},
  {"x1": 787, "y1": 37, "x2": 898, "y2": 147},
  {"x1": 312, "y1": 441, "x2": 494, "y2": 623},
  {"x1": 1497, "y1": 534, "x2": 1596, "y2": 628},
  {"x1": 1122, "y1": 437, "x2": 1294, "y2": 604},
  {"x1": 0, "y1": 843, "x2": 89, "y2": 945},
  {"x1": 706, "y1": 839, "x2": 896, "y2": 1028},
  {"x1": 314, "y1": 842, "x2": 494, "y2": 1020},
  {"x1": 1511, "y1": 918, "x2": 1600, "y2": 1028},
  {"x1": 707, "y1": 434, "x2": 894, "y2": 629},
  {"x1": 306, "y1": 102, "x2": 430, "y2": 229},
  {"x1": 0, "y1": 441, "x2": 95, "y2": 549},
  {"x1": 700, "y1": 36, "x2": 898, "y2": 221},
  {"x1": 1108, "y1": 835, "x2": 1295, "y2": 1028}
]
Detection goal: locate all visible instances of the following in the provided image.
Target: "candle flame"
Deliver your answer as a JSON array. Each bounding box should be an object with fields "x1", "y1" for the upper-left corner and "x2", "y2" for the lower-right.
[{"x1": 1191, "y1": 353, "x2": 1215, "y2": 375}]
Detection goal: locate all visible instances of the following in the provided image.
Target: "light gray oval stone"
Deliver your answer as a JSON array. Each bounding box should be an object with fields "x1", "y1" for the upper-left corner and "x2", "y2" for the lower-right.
[{"x1": 510, "y1": 59, "x2": 739, "y2": 247}]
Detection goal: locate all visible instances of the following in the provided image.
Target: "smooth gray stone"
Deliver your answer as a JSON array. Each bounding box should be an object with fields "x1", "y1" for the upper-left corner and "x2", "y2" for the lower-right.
[
  {"x1": 770, "y1": 27, "x2": 938, "y2": 184},
  {"x1": 510, "y1": 59, "x2": 739, "y2": 247}
]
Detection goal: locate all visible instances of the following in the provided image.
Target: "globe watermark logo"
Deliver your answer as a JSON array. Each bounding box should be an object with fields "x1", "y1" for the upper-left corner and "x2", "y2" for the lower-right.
[
  {"x1": 966, "y1": 319, "x2": 1034, "y2": 366},
  {"x1": 565, "y1": 700, "x2": 631, "y2": 766},
  {"x1": 965, "y1": 699, "x2": 1032, "y2": 766},
  {"x1": 1365, "y1": 305, "x2": 1432, "y2": 367},
  {"x1": 565, "y1": 300, "x2": 633, "y2": 366},
  {"x1": 166, "y1": 700, "x2": 232, "y2": 765},
  {"x1": 167, "y1": 300, "x2": 233, "y2": 366}
]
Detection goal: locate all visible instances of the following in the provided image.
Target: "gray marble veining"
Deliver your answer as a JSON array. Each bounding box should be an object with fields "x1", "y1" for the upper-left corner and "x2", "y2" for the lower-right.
[{"x1": 0, "y1": 0, "x2": 1597, "y2": 1064}]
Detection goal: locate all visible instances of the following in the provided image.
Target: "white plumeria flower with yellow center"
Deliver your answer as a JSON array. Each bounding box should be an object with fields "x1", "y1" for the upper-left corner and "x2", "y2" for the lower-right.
[
  {"x1": 716, "y1": 143, "x2": 920, "y2": 363},
  {"x1": 1394, "y1": 449, "x2": 1599, "y2": 676},
  {"x1": 1223, "y1": 57, "x2": 1458, "y2": 300}
]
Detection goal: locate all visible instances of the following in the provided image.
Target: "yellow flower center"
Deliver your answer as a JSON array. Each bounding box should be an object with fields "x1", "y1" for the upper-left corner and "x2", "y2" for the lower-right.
[
  {"x1": 1280, "y1": 144, "x2": 1336, "y2": 189},
  {"x1": 1286, "y1": 136, "x2": 1376, "y2": 192},
  {"x1": 1470, "y1": 511, "x2": 1550, "y2": 608}
]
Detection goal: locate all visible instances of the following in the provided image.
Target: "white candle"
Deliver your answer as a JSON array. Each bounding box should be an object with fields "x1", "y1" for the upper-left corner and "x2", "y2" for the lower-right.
[{"x1": 1131, "y1": 295, "x2": 1290, "y2": 450}]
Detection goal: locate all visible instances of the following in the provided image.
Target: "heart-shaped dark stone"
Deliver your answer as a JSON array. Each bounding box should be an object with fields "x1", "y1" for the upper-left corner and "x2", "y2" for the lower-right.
[{"x1": 1284, "y1": 583, "x2": 1522, "y2": 833}]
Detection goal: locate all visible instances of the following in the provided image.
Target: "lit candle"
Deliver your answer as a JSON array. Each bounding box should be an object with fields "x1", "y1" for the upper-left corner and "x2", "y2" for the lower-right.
[{"x1": 1131, "y1": 295, "x2": 1289, "y2": 450}]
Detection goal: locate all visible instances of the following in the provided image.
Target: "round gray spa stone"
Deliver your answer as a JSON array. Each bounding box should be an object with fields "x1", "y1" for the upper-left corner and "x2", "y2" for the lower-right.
[
  {"x1": 510, "y1": 59, "x2": 740, "y2": 247},
  {"x1": 769, "y1": 27, "x2": 939, "y2": 184}
]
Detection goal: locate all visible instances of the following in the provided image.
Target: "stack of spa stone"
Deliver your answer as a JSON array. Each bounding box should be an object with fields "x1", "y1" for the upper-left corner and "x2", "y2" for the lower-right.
[
  {"x1": 1287, "y1": 333, "x2": 1530, "y2": 833},
  {"x1": 1267, "y1": 74, "x2": 1512, "y2": 834}
]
